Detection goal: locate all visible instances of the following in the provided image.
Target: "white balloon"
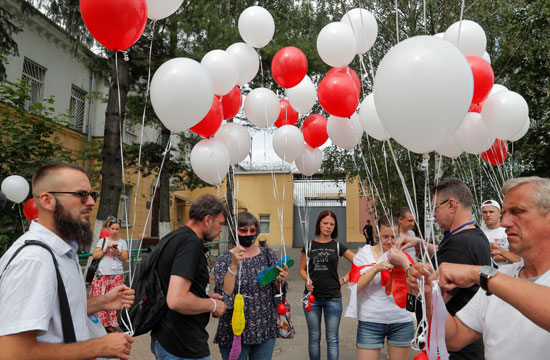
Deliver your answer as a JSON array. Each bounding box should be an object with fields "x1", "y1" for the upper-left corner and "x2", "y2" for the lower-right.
[
  {"x1": 489, "y1": 84, "x2": 508, "y2": 96},
  {"x1": 215, "y1": 123, "x2": 251, "y2": 165},
  {"x1": 146, "y1": 0, "x2": 183, "y2": 20},
  {"x1": 358, "y1": 93, "x2": 390, "y2": 141},
  {"x1": 483, "y1": 91, "x2": 529, "y2": 140},
  {"x1": 238, "y1": 6, "x2": 275, "y2": 48},
  {"x1": 272, "y1": 125, "x2": 304, "y2": 163},
  {"x1": 453, "y1": 112, "x2": 494, "y2": 154},
  {"x1": 444, "y1": 20, "x2": 487, "y2": 57},
  {"x1": 201, "y1": 49, "x2": 238, "y2": 96},
  {"x1": 373, "y1": 36, "x2": 473, "y2": 154},
  {"x1": 482, "y1": 51, "x2": 491, "y2": 65},
  {"x1": 436, "y1": 136, "x2": 463, "y2": 159},
  {"x1": 295, "y1": 144, "x2": 322, "y2": 176},
  {"x1": 1, "y1": 175, "x2": 29, "y2": 203},
  {"x1": 508, "y1": 117, "x2": 530, "y2": 142},
  {"x1": 150, "y1": 58, "x2": 213, "y2": 133},
  {"x1": 340, "y1": 8, "x2": 378, "y2": 54},
  {"x1": 286, "y1": 75, "x2": 317, "y2": 114},
  {"x1": 316, "y1": 22, "x2": 357, "y2": 68},
  {"x1": 244, "y1": 88, "x2": 280, "y2": 128},
  {"x1": 433, "y1": 32, "x2": 445, "y2": 39},
  {"x1": 226, "y1": 42, "x2": 259, "y2": 86},
  {"x1": 190, "y1": 139, "x2": 230, "y2": 185},
  {"x1": 327, "y1": 113, "x2": 363, "y2": 150}
]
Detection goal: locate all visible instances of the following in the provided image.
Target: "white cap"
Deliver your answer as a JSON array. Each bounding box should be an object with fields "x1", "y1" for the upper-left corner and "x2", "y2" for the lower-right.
[{"x1": 481, "y1": 200, "x2": 501, "y2": 210}]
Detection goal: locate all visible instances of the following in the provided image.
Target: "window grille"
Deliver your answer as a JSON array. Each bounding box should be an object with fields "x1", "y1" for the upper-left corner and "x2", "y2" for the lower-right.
[
  {"x1": 259, "y1": 214, "x2": 271, "y2": 234},
  {"x1": 69, "y1": 85, "x2": 87, "y2": 132},
  {"x1": 22, "y1": 57, "x2": 46, "y2": 110}
]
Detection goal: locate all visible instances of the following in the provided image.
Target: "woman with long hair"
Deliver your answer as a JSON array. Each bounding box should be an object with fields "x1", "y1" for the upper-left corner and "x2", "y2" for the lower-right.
[
  {"x1": 89, "y1": 217, "x2": 129, "y2": 332},
  {"x1": 299, "y1": 210, "x2": 355, "y2": 360}
]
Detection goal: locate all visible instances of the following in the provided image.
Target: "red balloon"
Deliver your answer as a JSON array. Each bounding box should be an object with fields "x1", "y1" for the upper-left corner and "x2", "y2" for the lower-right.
[
  {"x1": 318, "y1": 72, "x2": 359, "y2": 118},
  {"x1": 467, "y1": 56, "x2": 494, "y2": 104},
  {"x1": 308, "y1": 294, "x2": 315, "y2": 303},
  {"x1": 274, "y1": 100, "x2": 299, "y2": 128},
  {"x1": 23, "y1": 198, "x2": 39, "y2": 221},
  {"x1": 271, "y1": 46, "x2": 308, "y2": 88},
  {"x1": 80, "y1": 0, "x2": 148, "y2": 52},
  {"x1": 327, "y1": 67, "x2": 361, "y2": 99},
  {"x1": 305, "y1": 303, "x2": 312, "y2": 312},
  {"x1": 468, "y1": 102, "x2": 483, "y2": 113},
  {"x1": 190, "y1": 96, "x2": 223, "y2": 137},
  {"x1": 481, "y1": 139, "x2": 508, "y2": 165},
  {"x1": 302, "y1": 114, "x2": 328, "y2": 148},
  {"x1": 413, "y1": 352, "x2": 429, "y2": 360},
  {"x1": 277, "y1": 303, "x2": 287, "y2": 315},
  {"x1": 221, "y1": 86, "x2": 242, "y2": 120}
]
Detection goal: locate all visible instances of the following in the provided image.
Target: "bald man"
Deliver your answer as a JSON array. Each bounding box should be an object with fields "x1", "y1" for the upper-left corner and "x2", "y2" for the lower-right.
[{"x1": 0, "y1": 163, "x2": 135, "y2": 359}]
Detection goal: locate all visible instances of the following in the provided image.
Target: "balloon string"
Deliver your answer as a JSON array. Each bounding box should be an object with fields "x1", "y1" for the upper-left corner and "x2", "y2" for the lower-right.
[
  {"x1": 456, "y1": 0, "x2": 466, "y2": 47},
  {"x1": 395, "y1": 0, "x2": 400, "y2": 43},
  {"x1": 17, "y1": 203, "x2": 26, "y2": 233},
  {"x1": 129, "y1": 20, "x2": 156, "y2": 279},
  {"x1": 114, "y1": 52, "x2": 130, "y2": 246}
]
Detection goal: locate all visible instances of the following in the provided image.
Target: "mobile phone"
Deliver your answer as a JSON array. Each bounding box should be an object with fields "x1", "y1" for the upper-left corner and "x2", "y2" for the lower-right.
[
  {"x1": 406, "y1": 293, "x2": 416, "y2": 312},
  {"x1": 112, "y1": 244, "x2": 118, "y2": 249}
]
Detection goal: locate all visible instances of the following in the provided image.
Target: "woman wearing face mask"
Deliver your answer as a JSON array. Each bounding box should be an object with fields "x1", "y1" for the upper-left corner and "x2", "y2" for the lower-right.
[{"x1": 213, "y1": 212, "x2": 289, "y2": 360}]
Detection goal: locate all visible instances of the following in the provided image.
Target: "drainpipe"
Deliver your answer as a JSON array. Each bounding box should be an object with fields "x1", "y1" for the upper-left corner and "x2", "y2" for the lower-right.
[{"x1": 84, "y1": 72, "x2": 95, "y2": 174}]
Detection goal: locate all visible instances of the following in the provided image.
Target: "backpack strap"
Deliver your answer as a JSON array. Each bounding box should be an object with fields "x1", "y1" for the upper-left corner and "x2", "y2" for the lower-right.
[
  {"x1": 2, "y1": 240, "x2": 76, "y2": 343},
  {"x1": 337, "y1": 241, "x2": 340, "y2": 256}
]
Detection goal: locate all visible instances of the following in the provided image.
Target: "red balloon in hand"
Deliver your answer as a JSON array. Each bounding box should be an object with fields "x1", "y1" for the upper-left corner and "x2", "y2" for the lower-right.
[
  {"x1": 318, "y1": 71, "x2": 359, "y2": 118},
  {"x1": 23, "y1": 198, "x2": 39, "y2": 221},
  {"x1": 277, "y1": 303, "x2": 287, "y2": 315},
  {"x1": 467, "y1": 56, "x2": 494, "y2": 104},
  {"x1": 302, "y1": 114, "x2": 328, "y2": 148},
  {"x1": 221, "y1": 86, "x2": 242, "y2": 120},
  {"x1": 190, "y1": 96, "x2": 223, "y2": 138},
  {"x1": 308, "y1": 294, "x2": 315, "y2": 304},
  {"x1": 274, "y1": 99, "x2": 299, "y2": 128},
  {"x1": 271, "y1": 46, "x2": 308, "y2": 89},
  {"x1": 413, "y1": 352, "x2": 429, "y2": 360},
  {"x1": 481, "y1": 139, "x2": 508, "y2": 165},
  {"x1": 305, "y1": 303, "x2": 312, "y2": 312},
  {"x1": 80, "y1": 0, "x2": 147, "y2": 52}
]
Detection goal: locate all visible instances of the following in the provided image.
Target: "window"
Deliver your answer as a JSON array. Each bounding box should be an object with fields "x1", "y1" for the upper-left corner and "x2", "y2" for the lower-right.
[
  {"x1": 118, "y1": 185, "x2": 133, "y2": 227},
  {"x1": 22, "y1": 57, "x2": 46, "y2": 110},
  {"x1": 259, "y1": 214, "x2": 271, "y2": 234},
  {"x1": 69, "y1": 85, "x2": 87, "y2": 132},
  {"x1": 123, "y1": 122, "x2": 137, "y2": 144}
]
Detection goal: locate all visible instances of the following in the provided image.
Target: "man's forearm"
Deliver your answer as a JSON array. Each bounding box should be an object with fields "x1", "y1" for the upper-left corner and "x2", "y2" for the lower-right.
[
  {"x1": 0, "y1": 334, "x2": 104, "y2": 360},
  {"x1": 87, "y1": 295, "x2": 105, "y2": 315}
]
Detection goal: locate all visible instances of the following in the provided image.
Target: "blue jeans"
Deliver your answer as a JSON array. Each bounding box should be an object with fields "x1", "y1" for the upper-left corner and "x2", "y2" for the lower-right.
[
  {"x1": 151, "y1": 335, "x2": 210, "y2": 360},
  {"x1": 357, "y1": 321, "x2": 414, "y2": 349},
  {"x1": 303, "y1": 297, "x2": 343, "y2": 360},
  {"x1": 218, "y1": 337, "x2": 276, "y2": 360}
]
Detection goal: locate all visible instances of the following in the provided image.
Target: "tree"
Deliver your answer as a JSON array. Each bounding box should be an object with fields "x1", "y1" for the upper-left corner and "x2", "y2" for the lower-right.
[
  {"x1": 0, "y1": 80, "x2": 76, "y2": 254},
  {"x1": 0, "y1": 5, "x2": 22, "y2": 81}
]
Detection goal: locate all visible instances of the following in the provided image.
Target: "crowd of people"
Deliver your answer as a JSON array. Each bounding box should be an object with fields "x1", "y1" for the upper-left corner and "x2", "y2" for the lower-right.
[{"x1": 0, "y1": 163, "x2": 549, "y2": 360}]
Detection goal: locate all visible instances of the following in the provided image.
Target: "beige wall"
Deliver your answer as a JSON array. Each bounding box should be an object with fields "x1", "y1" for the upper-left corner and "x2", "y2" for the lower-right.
[{"x1": 346, "y1": 178, "x2": 363, "y2": 244}]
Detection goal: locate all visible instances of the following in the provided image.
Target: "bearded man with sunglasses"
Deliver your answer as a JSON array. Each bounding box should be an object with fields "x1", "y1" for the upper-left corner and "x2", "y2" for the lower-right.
[{"x1": 0, "y1": 163, "x2": 135, "y2": 359}]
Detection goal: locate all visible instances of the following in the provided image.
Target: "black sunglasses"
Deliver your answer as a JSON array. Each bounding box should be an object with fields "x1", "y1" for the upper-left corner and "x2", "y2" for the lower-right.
[{"x1": 48, "y1": 191, "x2": 99, "y2": 204}]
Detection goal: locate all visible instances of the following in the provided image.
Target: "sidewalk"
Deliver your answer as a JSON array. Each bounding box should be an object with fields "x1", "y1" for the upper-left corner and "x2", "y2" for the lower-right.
[{"x1": 130, "y1": 247, "x2": 420, "y2": 359}]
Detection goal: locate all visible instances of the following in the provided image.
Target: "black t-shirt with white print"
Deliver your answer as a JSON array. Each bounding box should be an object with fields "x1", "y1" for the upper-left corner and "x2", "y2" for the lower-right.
[{"x1": 302, "y1": 239, "x2": 347, "y2": 298}]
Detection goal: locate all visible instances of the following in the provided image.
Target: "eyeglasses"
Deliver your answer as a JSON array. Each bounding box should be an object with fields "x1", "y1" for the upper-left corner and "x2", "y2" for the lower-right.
[
  {"x1": 434, "y1": 199, "x2": 450, "y2": 210},
  {"x1": 48, "y1": 191, "x2": 99, "y2": 204},
  {"x1": 238, "y1": 227, "x2": 257, "y2": 234}
]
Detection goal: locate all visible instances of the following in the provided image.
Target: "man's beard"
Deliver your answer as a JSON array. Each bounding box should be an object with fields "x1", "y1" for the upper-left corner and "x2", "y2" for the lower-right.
[
  {"x1": 203, "y1": 227, "x2": 218, "y2": 242},
  {"x1": 53, "y1": 201, "x2": 93, "y2": 247}
]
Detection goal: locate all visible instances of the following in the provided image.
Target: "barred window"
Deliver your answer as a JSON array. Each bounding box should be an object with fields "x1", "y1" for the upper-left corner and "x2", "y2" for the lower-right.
[
  {"x1": 22, "y1": 57, "x2": 46, "y2": 110},
  {"x1": 69, "y1": 85, "x2": 87, "y2": 132},
  {"x1": 118, "y1": 185, "x2": 133, "y2": 227},
  {"x1": 259, "y1": 214, "x2": 271, "y2": 234}
]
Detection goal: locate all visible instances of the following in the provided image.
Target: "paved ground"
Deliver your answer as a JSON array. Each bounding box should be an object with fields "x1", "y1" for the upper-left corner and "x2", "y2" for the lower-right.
[{"x1": 129, "y1": 247, "x2": 420, "y2": 359}]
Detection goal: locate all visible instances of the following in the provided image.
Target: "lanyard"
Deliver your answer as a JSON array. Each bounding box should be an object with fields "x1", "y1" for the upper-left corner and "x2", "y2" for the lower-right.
[{"x1": 441, "y1": 221, "x2": 475, "y2": 243}]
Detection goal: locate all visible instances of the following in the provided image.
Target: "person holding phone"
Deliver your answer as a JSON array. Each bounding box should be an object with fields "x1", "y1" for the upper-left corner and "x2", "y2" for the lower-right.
[{"x1": 90, "y1": 217, "x2": 129, "y2": 332}]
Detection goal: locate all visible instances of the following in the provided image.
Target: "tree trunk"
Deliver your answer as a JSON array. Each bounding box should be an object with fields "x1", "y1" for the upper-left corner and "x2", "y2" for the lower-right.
[
  {"x1": 93, "y1": 54, "x2": 129, "y2": 247},
  {"x1": 158, "y1": 124, "x2": 171, "y2": 237}
]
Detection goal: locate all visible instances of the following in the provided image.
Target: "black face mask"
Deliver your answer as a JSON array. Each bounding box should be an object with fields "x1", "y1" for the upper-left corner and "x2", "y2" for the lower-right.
[{"x1": 238, "y1": 234, "x2": 257, "y2": 247}]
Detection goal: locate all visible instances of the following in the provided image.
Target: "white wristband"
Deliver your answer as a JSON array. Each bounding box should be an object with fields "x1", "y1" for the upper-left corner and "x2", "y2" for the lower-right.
[
  {"x1": 227, "y1": 266, "x2": 237, "y2": 275},
  {"x1": 210, "y1": 298, "x2": 217, "y2": 314}
]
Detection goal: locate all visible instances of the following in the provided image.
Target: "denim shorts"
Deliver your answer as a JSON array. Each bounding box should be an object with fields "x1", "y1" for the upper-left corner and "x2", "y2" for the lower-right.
[{"x1": 357, "y1": 320, "x2": 414, "y2": 349}]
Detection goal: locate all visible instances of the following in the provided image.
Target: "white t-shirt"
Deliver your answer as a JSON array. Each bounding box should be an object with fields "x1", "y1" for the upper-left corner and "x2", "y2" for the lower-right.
[
  {"x1": 0, "y1": 221, "x2": 89, "y2": 342},
  {"x1": 457, "y1": 262, "x2": 550, "y2": 360},
  {"x1": 96, "y1": 238, "x2": 128, "y2": 276},
  {"x1": 345, "y1": 245, "x2": 411, "y2": 324},
  {"x1": 480, "y1": 224, "x2": 510, "y2": 266}
]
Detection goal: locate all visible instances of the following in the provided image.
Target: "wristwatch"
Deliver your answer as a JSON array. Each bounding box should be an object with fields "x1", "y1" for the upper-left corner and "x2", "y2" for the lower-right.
[{"x1": 479, "y1": 266, "x2": 498, "y2": 296}]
